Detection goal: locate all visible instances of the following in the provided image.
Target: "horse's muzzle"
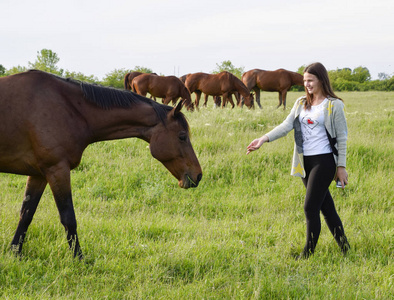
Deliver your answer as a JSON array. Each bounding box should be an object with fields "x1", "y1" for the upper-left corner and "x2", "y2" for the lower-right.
[{"x1": 181, "y1": 173, "x2": 202, "y2": 188}]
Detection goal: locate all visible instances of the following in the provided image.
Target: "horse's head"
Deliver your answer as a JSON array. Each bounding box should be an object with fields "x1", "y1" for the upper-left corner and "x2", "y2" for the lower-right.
[
  {"x1": 182, "y1": 99, "x2": 195, "y2": 112},
  {"x1": 243, "y1": 93, "x2": 254, "y2": 108},
  {"x1": 149, "y1": 101, "x2": 202, "y2": 188}
]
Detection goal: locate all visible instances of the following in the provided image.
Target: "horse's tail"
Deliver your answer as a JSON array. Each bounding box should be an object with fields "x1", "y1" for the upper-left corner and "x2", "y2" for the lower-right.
[{"x1": 124, "y1": 73, "x2": 130, "y2": 90}]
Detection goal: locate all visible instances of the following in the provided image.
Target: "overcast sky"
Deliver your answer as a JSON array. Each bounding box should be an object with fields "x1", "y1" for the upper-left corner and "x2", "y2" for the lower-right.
[{"x1": 1, "y1": 0, "x2": 393, "y2": 79}]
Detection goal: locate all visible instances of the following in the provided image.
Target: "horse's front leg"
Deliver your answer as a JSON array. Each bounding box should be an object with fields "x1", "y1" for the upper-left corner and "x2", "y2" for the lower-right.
[
  {"x1": 11, "y1": 175, "x2": 47, "y2": 255},
  {"x1": 224, "y1": 93, "x2": 235, "y2": 109},
  {"x1": 234, "y1": 92, "x2": 241, "y2": 106},
  {"x1": 203, "y1": 94, "x2": 209, "y2": 107},
  {"x1": 46, "y1": 163, "x2": 83, "y2": 259},
  {"x1": 253, "y1": 87, "x2": 262, "y2": 108},
  {"x1": 194, "y1": 91, "x2": 202, "y2": 109}
]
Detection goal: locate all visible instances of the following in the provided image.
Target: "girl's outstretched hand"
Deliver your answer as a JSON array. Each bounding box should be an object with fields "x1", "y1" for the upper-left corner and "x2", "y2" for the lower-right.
[{"x1": 246, "y1": 135, "x2": 269, "y2": 155}]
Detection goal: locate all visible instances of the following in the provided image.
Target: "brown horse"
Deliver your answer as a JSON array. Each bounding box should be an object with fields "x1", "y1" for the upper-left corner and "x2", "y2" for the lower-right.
[
  {"x1": 132, "y1": 73, "x2": 194, "y2": 111},
  {"x1": 185, "y1": 71, "x2": 254, "y2": 109},
  {"x1": 242, "y1": 68, "x2": 303, "y2": 109},
  {"x1": 124, "y1": 71, "x2": 158, "y2": 100},
  {"x1": 124, "y1": 71, "x2": 144, "y2": 90},
  {"x1": 0, "y1": 70, "x2": 202, "y2": 258},
  {"x1": 180, "y1": 74, "x2": 220, "y2": 107},
  {"x1": 124, "y1": 71, "x2": 158, "y2": 90}
]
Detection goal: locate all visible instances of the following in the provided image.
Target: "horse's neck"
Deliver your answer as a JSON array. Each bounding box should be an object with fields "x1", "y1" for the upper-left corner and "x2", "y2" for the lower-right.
[
  {"x1": 234, "y1": 79, "x2": 248, "y2": 96},
  {"x1": 292, "y1": 72, "x2": 304, "y2": 85},
  {"x1": 86, "y1": 103, "x2": 158, "y2": 143}
]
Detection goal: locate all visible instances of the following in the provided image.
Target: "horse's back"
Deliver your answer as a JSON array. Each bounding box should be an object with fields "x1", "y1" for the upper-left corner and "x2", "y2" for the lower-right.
[
  {"x1": 0, "y1": 71, "x2": 88, "y2": 175},
  {"x1": 184, "y1": 72, "x2": 209, "y2": 91}
]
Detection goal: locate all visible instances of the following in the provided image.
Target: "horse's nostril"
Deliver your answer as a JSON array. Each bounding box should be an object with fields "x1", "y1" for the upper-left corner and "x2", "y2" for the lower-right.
[{"x1": 197, "y1": 173, "x2": 202, "y2": 183}]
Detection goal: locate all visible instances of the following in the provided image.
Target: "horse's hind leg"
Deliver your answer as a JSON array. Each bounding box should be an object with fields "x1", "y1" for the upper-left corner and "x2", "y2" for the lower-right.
[
  {"x1": 278, "y1": 90, "x2": 288, "y2": 110},
  {"x1": 282, "y1": 90, "x2": 288, "y2": 109},
  {"x1": 11, "y1": 175, "x2": 47, "y2": 255},
  {"x1": 46, "y1": 164, "x2": 83, "y2": 259},
  {"x1": 277, "y1": 91, "x2": 284, "y2": 109}
]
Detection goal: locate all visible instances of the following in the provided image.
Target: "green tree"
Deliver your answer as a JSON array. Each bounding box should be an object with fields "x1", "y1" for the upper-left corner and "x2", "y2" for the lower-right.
[
  {"x1": 5, "y1": 65, "x2": 27, "y2": 76},
  {"x1": 132, "y1": 66, "x2": 154, "y2": 73},
  {"x1": 28, "y1": 49, "x2": 63, "y2": 75},
  {"x1": 351, "y1": 66, "x2": 371, "y2": 83},
  {"x1": 0, "y1": 64, "x2": 6, "y2": 76},
  {"x1": 297, "y1": 65, "x2": 306, "y2": 74},
  {"x1": 328, "y1": 68, "x2": 352, "y2": 82},
  {"x1": 101, "y1": 68, "x2": 129, "y2": 88},
  {"x1": 63, "y1": 70, "x2": 99, "y2": 83},
  {"x1": 212, "y1": 60, "x2": 244, "y2": 79}
]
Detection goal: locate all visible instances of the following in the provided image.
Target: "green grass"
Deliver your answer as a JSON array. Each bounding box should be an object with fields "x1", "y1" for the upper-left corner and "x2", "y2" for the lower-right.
[{"x1": 1, "y1": 92, "x2": 393, "y2": 299}]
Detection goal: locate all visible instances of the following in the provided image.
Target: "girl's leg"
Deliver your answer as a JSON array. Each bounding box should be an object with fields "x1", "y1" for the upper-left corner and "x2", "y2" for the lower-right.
[
  {"x1": 300, "y1": 154, "x2": 336, "y2": 258},
  {"x1": 321, "y1": 191, "x2": 350, "y2": 254}
]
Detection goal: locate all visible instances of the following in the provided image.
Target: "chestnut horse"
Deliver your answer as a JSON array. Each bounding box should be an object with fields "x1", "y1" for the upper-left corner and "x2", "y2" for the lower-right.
[
  {"x1": 185, "y1": 71, "x2": 254, "y2": 109},
  {"x1": 124, "y1": 71, "x2": 158, "y2": 101},
  {"x1": 132, "y1": 73, "x2": 194, "y2": 111},
  {"x1": 242, "y1": 68, "x2": 303, "y2": 109},
  {"x1": 124, "y1": 71, "x2": 158, "y2": 90},
  {"x1": 180, "y1": 73, "x2": 222, "y2": 108},
  {"x1": 0, "y1": 70, "x2": 202, "y2": 258}
]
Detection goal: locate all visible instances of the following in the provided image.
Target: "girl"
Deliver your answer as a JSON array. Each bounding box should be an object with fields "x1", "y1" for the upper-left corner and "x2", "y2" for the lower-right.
[{"x1": 247, "y1": 62, "x2": 350, "y2": 259}]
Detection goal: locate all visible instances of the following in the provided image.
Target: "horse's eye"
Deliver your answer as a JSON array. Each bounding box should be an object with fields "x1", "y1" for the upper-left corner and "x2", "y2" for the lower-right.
[{"x1": 179, "y1": 132, "x2": 187, "y2": 141}]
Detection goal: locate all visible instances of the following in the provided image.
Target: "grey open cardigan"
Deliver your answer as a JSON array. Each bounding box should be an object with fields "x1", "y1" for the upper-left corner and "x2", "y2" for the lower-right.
[{"x1": 265, "y1": 96, "x2": 348, "y2": 178}]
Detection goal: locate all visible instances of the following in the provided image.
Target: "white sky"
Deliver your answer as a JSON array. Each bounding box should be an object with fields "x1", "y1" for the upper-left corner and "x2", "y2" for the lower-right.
[{"x1": 1, "y1": 0, "x2": 393, "y2": 79}]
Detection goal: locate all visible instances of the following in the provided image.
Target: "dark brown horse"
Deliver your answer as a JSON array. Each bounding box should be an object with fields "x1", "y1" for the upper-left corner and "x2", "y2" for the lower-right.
[
  {"x1": 242, "y1": 68, "x2": 303, "y2": 109},
  {"x1": 132, "y1": 73, "x2": 194, "y2": 111},
  {"x1": 185, "y1": 71, "x2": 254, "y2": 109},
  {"x1": 0, "y1": 70, "x2": 202, "y2": 258}
]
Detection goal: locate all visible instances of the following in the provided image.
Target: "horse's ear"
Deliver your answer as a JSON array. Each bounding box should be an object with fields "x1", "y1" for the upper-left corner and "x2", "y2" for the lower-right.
[{"x1": 169, "y1": 100, "x2": 183, "y2": 118}]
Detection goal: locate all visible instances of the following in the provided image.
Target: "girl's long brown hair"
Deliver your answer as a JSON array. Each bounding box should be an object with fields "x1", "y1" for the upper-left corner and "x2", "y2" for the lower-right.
[{"x1": 303, "y1": 62, "x2": 342, "y2": 109}]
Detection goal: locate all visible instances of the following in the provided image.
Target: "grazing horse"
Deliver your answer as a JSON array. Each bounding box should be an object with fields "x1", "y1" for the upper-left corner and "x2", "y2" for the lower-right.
[
  {"x1": 179, "y1": 73, "x2": 190, "y2": 84},
  {"x1": 0, "y1": 70, "x2": 202, "y2": 258},
  {"x1": 132, "y1": 73, "x2": 194, "y2": 111},
  {"x1": 242, "y1": 68, "x2": 303, "y2": 109},
  {"x1": 124, "y1": 71, "x2": 144, "y2": 90},
  {"x1": 185, "y1": 71, "x2": 254, "y2": 109},
  {"x1": 124, "y1": 71, "x2": 158, "y2": 100},
  {"x1": 124, "y1": 71, "x2": 158, "y2": 90},
  {"x1": 180, "y1": 74, "x2": 220, "y2": 107}
]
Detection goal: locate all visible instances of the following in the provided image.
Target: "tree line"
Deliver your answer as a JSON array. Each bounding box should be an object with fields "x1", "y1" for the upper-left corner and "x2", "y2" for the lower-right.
[{"x1": 1, "y1": 49, "x2": 393, "y2": 91}]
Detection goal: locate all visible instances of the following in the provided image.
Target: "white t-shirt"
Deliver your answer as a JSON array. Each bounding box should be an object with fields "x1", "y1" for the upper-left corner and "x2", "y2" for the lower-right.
[{"x1": 299, "y1": 98, "x2": 332, "y2": 156}]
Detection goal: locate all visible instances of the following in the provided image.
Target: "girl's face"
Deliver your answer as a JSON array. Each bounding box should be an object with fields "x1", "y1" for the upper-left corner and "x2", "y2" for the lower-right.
[{"x1": 304, "y1": 72, "x2": 322, "y2": 96}]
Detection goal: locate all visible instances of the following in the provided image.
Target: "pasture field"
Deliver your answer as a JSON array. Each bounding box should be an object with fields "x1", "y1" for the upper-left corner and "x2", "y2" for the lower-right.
[{"x1": 1, "y1": 91, "x2": 393, "y2": 299}]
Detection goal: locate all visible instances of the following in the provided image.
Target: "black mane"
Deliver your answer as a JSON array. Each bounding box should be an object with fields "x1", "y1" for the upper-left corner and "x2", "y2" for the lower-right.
[
  {"x1": 69, "y1": 76, "x2": 189, "y2": 133},
  {"x1": 27, "y1": 70, "x2": 190, "y2": 133}
]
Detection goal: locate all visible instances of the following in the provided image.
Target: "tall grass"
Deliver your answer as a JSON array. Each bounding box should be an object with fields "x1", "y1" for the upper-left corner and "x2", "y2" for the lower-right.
[{"x1": 1, "y1": 92, "x2": 393, "y2": 299}]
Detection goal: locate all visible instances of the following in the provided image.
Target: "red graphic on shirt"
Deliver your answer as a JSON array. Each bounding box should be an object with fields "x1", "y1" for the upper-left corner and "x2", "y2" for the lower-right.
[{"x1": 307, "y1": 119, "x2": 314, "y2": 124}]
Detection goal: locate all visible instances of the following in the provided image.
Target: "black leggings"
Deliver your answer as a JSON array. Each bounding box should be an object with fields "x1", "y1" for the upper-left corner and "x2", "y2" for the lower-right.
[{"x1": 301, "y1": 153, "x2": 349, "y2": 256}]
